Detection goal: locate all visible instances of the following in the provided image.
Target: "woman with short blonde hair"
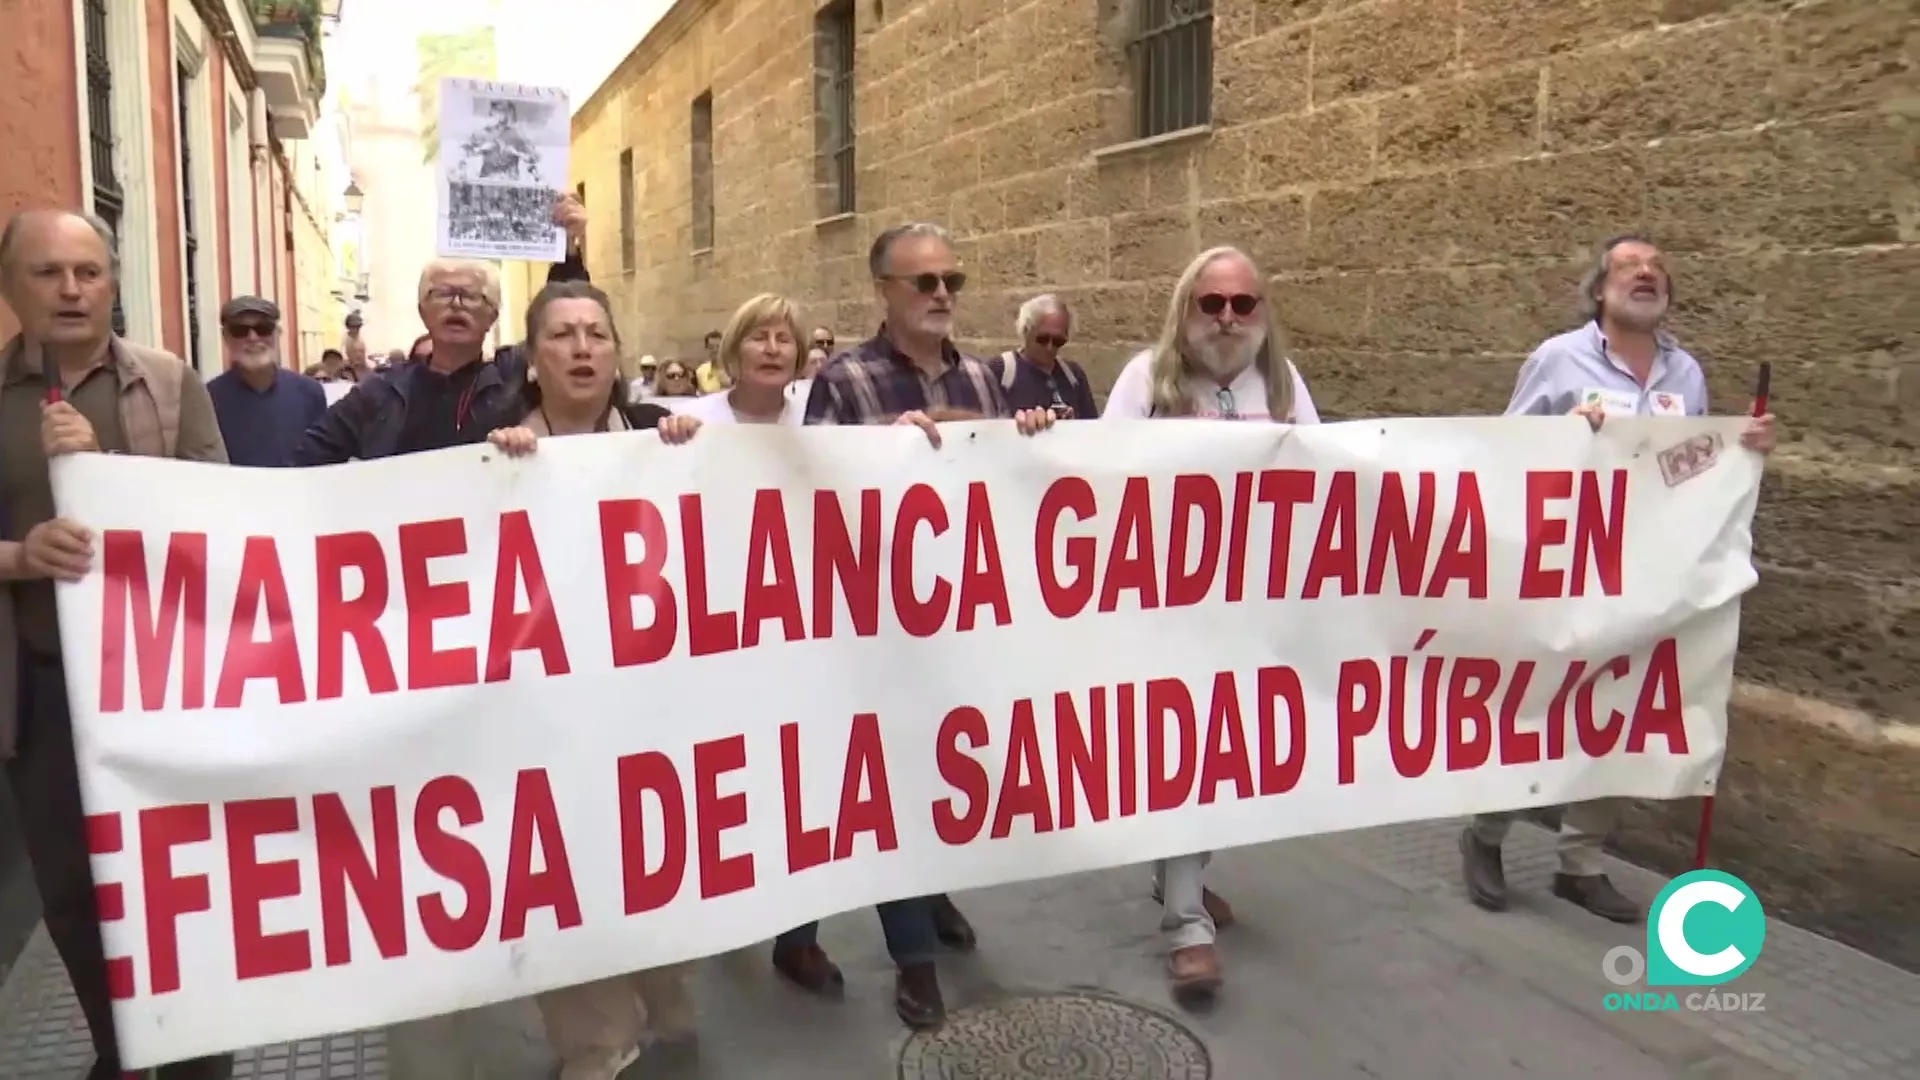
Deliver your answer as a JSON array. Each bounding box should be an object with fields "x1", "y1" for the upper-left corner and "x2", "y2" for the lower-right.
[{"x1": 678, "y1": 293, "x2": 808, "y2": 425}]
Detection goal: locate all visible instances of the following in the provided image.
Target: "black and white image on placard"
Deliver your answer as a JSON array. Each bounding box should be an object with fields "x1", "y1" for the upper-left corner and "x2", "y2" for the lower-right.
[{"x1": 435, "y1": 79, "x2": 571, "y2": 262}]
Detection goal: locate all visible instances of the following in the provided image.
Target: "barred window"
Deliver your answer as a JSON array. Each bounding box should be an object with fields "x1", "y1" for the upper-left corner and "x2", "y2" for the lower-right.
[
  {"x1": 83, "y1": 0, "x2": 126, "y2": 336},
  {"x1": 617, "y1": 151, "x2": 634, "y2": 273},
  {"x1": 690, "y1": 91, "x2": 714, "y2": 251},
  {"x1": 813, "y1": 0, "x2": 856, "y2": 218},
  {"x1": 176, "y1": 61, "x2": 202, "y2": 369},
  {"x1": 1130, "y1": 0, "x2": 1213, "y2": 139}
]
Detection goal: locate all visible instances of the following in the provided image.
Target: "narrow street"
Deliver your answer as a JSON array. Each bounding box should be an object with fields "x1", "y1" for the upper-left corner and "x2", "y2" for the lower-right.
[{"x1": 3, "y1": 819, "x2": 1913, "y2": 1079}]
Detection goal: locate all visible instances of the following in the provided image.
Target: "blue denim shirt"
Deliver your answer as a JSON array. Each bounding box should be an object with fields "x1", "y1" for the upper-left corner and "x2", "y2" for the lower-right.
[{"x1": 1508, "y1": 321, "x2": 1708, "y2": 418}]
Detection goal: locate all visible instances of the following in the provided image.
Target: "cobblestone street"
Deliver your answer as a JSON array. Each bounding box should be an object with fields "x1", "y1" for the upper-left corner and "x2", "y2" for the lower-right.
[{"x1": 2, "y1": 819, "x2": 1914, "y2": 1080}]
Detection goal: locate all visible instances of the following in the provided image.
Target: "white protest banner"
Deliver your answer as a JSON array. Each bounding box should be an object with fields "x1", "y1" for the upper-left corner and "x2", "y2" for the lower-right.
[{"x1": 52, "y1": 417, "x2": 1761, "y2": 1066}]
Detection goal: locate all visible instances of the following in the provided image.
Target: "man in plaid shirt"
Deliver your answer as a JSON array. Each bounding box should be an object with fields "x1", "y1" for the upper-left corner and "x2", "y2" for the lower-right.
[{"x1": 785, "y1": 222, "x2": 1053, "y2": 1030}]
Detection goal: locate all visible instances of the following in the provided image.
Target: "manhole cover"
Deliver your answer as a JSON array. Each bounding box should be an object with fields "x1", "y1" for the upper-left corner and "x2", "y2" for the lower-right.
[{"x1": 897, "y1": 992, "x2": 1211, "y2": 1079}]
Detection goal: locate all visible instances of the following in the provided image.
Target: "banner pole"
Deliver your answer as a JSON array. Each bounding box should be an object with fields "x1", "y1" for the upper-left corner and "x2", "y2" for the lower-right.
[{"x1": 1697, "y1": 361, "x2": 1771, "y2": 871}]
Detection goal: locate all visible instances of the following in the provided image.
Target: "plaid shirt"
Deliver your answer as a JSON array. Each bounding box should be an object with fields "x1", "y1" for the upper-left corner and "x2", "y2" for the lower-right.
[{"x1": 802, "y1": 325, "x2": 1010, "y2": 425}]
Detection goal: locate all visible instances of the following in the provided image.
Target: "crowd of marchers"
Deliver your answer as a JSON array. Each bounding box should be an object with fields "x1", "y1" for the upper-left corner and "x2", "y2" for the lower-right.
[{"x1": 0, "y1": 193, "x2": 1776, "y2": 1080}]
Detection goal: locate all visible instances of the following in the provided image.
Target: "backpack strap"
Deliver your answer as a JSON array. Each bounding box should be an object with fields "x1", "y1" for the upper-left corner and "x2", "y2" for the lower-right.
[{"x1": 997, "y1": 350, "x2": 1019, "y2": 391}]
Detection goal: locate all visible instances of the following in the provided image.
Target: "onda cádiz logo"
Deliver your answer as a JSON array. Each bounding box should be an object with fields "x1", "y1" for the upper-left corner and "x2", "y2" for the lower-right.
[{"x1": 1601, "y1": 870, "x2": 1769, "y2": 1014}]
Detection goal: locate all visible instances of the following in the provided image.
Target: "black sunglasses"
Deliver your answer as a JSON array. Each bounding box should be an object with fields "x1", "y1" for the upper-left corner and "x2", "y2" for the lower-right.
[
  {"x1": 224, "y1": 322, "x2": 276, "y2": 339},
  {"x1": 1034, "y1": 334, "x2": 1067, "y2": 348},
  {"x1": 1197, "y1": 293, "x2": 1260, "y2": 317},
  {"x1": 885, "y1": 271, "x2": 967, "y2": 296}
]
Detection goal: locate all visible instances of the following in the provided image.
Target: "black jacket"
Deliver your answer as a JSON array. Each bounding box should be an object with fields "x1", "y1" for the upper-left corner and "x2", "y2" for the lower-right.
[{"x1": 293, "y1": 251, "x2": 594, "y2": 465}]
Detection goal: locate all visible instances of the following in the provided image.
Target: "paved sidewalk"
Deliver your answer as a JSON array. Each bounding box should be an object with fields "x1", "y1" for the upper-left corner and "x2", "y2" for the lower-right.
[{"x1": 2, "y1": 819, "x2": 1915, "y2": 1079}]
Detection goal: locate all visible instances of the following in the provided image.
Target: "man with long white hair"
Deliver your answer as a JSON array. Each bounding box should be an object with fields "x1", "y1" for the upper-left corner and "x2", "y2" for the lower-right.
[
  {"x1": 1103, "y1": 247, "x2": 1320, "y2": 1004},
  {"x1": 1104, "y1": 246, "x2": 1319, "y2": 422}
]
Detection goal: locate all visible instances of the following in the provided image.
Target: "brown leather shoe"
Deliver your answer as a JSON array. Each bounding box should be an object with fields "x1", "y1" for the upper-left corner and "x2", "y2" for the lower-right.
[
  {"x1": 771, "y1": 941, "x2": 845, "y2": 996},
  {"x1": 929, "y1": 893, "x2": 978, "y2": 951},
  {"x1": 1553, "y1": 873, "x2": 1644, "y2": 924},
  {"x1": 1168, "y1": 943, "x2": 1222, "y2": 997},
  {"x1": 895, "y1": 961, "x2": 946, "y2": 1029},
  {"x1": 1150, "y1": 885, "x2": 1237, "y2": 929}
]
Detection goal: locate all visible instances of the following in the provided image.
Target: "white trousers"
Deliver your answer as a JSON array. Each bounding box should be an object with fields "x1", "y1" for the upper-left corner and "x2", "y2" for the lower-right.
[{"x1": 1153, "y1": 851, "x2": 1214, "y2": 949}]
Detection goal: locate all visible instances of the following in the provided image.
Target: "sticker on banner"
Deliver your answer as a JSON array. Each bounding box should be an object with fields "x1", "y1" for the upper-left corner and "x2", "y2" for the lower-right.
[{"x1": 1658, "y1": 433, "x2": 1722, "y2": 488}]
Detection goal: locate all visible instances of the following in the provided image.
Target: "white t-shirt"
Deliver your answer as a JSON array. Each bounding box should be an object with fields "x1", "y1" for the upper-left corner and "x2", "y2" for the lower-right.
[
  {"x1": 677, "y1": 388, "x2": 805, "y2": 426},
  {"x1": 1102, "y1": 349, "x2": 1320, "y2": 423}
]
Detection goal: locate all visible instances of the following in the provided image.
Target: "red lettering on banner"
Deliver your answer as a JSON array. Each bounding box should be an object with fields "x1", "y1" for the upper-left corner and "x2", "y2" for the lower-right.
[
  {"x1": 215, "y1": 537, "x2": 305, "y2": 707},
  {"x1": 499, "y1": 769, "x2": 582, "y2": 940},
  {"x1": 617, "y1": 751, "x2": 686, "y2": 914},
  {"x1": 743, "y1": 490, "x2": 805, "y2": 648},
  {"x1": 227, "y1": 797, "x2": 309, "y2": 980},
  {"x1": 141, "y1": 803, "x2": 213, "y2": 995},
  {"x1": 602, "y1": 498, "x2": 677, "y2": 666},
  {"x1": 1335, "y1": 637, "x2": 1690, "y2": 784},
  {"x1": 100, "y1": 531, "x2": 207, "y2": 712},
  {"x1": 693, "y1": 737, "x2": 755, "y2": 898},
  {"x1": 1037, "y1": 470, "x2": 1494, "y2": 621},
  {"x1": 314, "y1": 788, "x2": 407, "y2": 967},
  {"x1": 85, "y1": 812, "x2": 136, "y2": 1000},
  {"x1": 812, "y1": 489, "x2": 882, "y2": 637},
  {"x1": 1520, "y1": 470, "x2": 1627, "y2": 599},
  {"x1": 832, "y1": 712, "x2": 900, "y2": 858},
  {"x1": 485, "y1": 512, "x2": 570, "y2": 682},
  {"x1": 102, "y1": 513, "x2": 572, "y2": 712},
  {"x1": 315, "y1": 532, "x2": 399, "y2": 700},
  {"x1": 415, "y1": 776, "x2": 490, "y2": 951},
  {"x1": 933, "y1": 670, "x2": 1308, "y2": 845},
  {"x1": 780, "y1": 723, "x2": 832, "y2": 874}
]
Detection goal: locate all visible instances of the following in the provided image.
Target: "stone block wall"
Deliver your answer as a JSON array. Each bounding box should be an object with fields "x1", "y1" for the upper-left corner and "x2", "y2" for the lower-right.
[{"x1": 569, "y1": 0, "x2": 1917, "y2": 961}]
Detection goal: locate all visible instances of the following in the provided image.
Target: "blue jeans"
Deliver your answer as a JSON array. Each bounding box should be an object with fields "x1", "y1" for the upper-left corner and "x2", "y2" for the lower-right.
[{"x1": 776, "y1": 896, "x2": 938, "y2": 966}]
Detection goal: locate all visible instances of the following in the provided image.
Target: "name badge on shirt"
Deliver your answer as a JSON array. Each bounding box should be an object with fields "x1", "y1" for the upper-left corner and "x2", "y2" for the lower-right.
[
  {"x1": 1582, "y1": 388, "x2": 1639, "y2": 414},
  {"x1": 1649, "y1": 391, "x2": 1687, "y2": 416}
]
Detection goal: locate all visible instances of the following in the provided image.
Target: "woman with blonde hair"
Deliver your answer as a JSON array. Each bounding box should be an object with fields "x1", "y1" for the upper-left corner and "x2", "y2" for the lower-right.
[
  {"x1": 1101, "y1": 246, "x2": 1320, "y2": 1007},
  {"x1": 678, "y1": 293, "x2": 808, "y2": 425},
  {"x1": 1103, "y1": 245, "x2": 1319, "y2": 423}
]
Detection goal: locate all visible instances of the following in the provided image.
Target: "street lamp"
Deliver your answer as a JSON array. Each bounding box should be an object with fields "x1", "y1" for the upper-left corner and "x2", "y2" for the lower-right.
[{"x1": 342, "y1": 180, "x2": 364, "y2": 216}]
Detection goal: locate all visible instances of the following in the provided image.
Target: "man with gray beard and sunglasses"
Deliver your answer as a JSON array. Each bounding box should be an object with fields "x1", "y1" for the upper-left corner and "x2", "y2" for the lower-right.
[{"x1": 1103, "y1": 246, "x2": 1321, "y2": 1004}]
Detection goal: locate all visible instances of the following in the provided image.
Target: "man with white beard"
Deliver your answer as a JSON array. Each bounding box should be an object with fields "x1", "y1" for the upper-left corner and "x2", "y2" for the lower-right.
[
  {"x1": 1462, "y1": 234, "x2": 1776, "y2": 925},
  {"x1": 1103, "y1": 247, "x2": 1319, "y2": 422},
  {"x1": 1103, "y1": 246, "x2": 1321, "y2": 1003}
]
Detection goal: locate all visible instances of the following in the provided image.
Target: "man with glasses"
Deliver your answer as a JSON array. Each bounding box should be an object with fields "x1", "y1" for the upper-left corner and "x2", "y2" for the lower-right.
[
  {"x1": 205, "y1": 296, "x2": 328, "y2": 467},
  {"x1": 293, "y1": 260, "x2": 520, "y2": 464},
  {"x1": 1102, "y1": 246, "x2": 1321, "y2": 1005},
  {"x1": 992, "y1": 293, "x2": 1099, "y2": 418},
  {"x1": 787, "y1": 222, "x2": 1055, "y2": 1030},
  {"x1": 810, "y1": 326, "x2": 836, "y2": 355}
]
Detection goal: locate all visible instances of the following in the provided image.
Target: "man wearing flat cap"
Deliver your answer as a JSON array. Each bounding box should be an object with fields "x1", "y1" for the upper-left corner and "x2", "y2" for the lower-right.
[{"x1": 205, "y1": 295, "x2": 328, "y2": 467}]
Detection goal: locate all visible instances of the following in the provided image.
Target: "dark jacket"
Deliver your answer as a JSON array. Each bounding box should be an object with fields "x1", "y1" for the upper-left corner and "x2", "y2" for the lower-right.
[
  {"x1": 293, "y1": 252, "x2": 594, "y2": 466},
  {"x1": 290, "y1": 357, "x2": 520, "y2": 465}
]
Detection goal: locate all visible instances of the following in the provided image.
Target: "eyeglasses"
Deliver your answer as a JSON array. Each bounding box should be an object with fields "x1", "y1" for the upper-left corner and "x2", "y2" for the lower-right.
[
  {"x1": 1215, "y1": 387, "x2": 1239, "y2": 419},
  {"x1": 1197, "y1": 293, "x2": 1260, "y2": 317},
  {"x1": 224, "y1": 322, "x2": 276, "y2": 339},
  {"x1": 1034, "y1": 334, "x2": 1067, "y2": 348},
  {"x1": 883, "y1": 271, "x2": 967, "y2": 296},
  {"x1": 425, "y1": 287, "x2": 496, "y2": 309},
  {"x1": 813, "y1": 337, "x2": 834, "y2": 349},
  {"x1": 661, "y1": 369, "x2": 692, "y2": 381}
]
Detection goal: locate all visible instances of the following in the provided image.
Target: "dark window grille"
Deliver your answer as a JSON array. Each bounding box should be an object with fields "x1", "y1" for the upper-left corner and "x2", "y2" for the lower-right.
[
  {"x1": 83, "y1": 0, "x2": 126, "y2": 336},
  {"x1": 690, "y1": 92, "x2": 714, "y2": 251},
  {"x1": 813, "y1": 0, "x2": 857, "y2": 218},
  {"x1": 618, "y1": 151, "x2": 635, "y2": 273},
  {"x1": 1130, "y1": 0, "x2": 1213, "y2": 139},
  {"x1": 176, "y1": 62, "x2": 201, "y2": 369}
]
